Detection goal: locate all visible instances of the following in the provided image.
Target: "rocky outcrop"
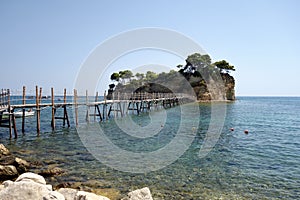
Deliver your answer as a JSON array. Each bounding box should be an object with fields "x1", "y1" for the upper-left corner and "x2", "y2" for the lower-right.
[
  {"x1": 0, "y1": 143, "x2": 65, "y2": 181},
  {"x1": 0, "y1": 172, "x2": 111, "y2": 200},
  {"x1": 0, "y1": 144, "x2": 155, "y2": 200},
  {"x1": 0, "y1": 172, "x2": 155, "y2": 200},
  {"x1": 0, "y1": 144, "x2": 29, "y2": 180}
]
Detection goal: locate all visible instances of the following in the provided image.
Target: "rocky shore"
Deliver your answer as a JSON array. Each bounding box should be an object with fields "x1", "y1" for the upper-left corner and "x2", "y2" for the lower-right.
[{"x1": 0, "y1": 144, "x2": 153, "y2": 200}]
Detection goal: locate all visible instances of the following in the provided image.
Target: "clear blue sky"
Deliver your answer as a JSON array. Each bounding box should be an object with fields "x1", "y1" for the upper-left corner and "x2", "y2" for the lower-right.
[{"x1": 1, "y1": 0, "x2": 299, "y2": 96}]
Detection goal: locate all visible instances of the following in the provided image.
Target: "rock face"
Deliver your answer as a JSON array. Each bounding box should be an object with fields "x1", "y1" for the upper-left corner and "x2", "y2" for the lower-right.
[
  {"x1": 122, "y1": 187, "x2": 153, "y2": 200},
  {"x1": 0, "y1": 172, "x2": 111, "y2": 200}
]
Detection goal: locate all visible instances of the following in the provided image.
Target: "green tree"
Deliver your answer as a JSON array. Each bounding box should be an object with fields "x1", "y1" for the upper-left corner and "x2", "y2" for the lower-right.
[
  {"x1": 135, "y1": 72, "x2": 145, "y2": 80},
  {"x1": 177, "y1": 53, "x2": 212, "y2": 80},
  {"x1": 145, "y1": 71, "x2": 158, "y2": 81},
  {"x1": 110, "y1": 72, "x2": 120, "y2": 82},
  {"x1": 214, "y1": 60, "x2": 235, "y2": 73},
  {"x1": 119, "y1": 70, "x2": 133, "y2": 84}
]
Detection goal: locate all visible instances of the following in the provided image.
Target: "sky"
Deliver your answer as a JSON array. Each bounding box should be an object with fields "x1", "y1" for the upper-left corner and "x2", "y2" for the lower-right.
[{"x1": 0, "y1": 0, "x2": 299, "y2": 96}]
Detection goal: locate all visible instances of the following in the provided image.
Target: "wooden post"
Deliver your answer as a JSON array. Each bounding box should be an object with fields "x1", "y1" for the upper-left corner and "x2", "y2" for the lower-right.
[
  {"x1": 36, "y1": 86, "x2": 40, "y2": 135},
  {"x1": 74, "y1": 89, "x2": 78, "y2": 126},
  {"x1": 22, "y1": 86, "x2": 26, "y2": 133},
  {"x1": 7, "y1": 89, "x2": 12, "y2": 138},
  {"x1": 39, "y1": 87, "x2": 42, "y2": 104},
  {"x1": 63, "y1": 88, "x2": 70, "y2": 127},
  {"x1": 104, "y1": 90, "x2": 107, "y2": 120},
  {"x1": 51, "y1": 87, "x2": 55, "y2": 130},
  {"x1": 94, "y1": 92, "x2": 98, "y2": 121},
  {"x1": 85, "y1": 90, "x2": 89, "y2": 122}
]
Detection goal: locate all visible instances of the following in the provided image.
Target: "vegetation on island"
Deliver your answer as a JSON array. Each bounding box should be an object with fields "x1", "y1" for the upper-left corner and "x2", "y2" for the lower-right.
[{"x1": 108, "y1": 53, "x2": 236, "y2": 101}]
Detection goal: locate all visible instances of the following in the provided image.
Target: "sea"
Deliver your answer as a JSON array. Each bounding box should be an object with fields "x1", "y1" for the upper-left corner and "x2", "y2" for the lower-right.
[{"x1": 0, "y1": 96, "x2": 299, "y2": 199}]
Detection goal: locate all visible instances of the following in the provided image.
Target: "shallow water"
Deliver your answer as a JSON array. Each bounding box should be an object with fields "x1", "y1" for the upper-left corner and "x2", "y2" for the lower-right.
[{"x1": 1, "y1": 97, "x2": 300, "y2": 199}]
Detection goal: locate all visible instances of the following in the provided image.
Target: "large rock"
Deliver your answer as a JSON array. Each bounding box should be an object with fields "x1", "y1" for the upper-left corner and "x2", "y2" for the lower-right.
[
  {"x1": 57, "y1": 188, "x2": 78, "y2": 200},
  {"x1": 0, "y1": 165, "x2": 18, "y2": 177},
  {"x1": 0, "y1": 178, "x2": 51, "y2": 200},
  {"x1": 16, "y1": 172, "x2": 47, "y2": 185},
  {"x1": 122, "y1": 187, "x2": 153, "y2": 200},
  {"x1": 43, "y1": 191, "x2": 65, "y2": 200},
  {"x1": 0, "y1": 144, "x2": 9, "y2": 156},
  {"x1": 57, "y1": 188, "x2": 110, "y2": 200},
  {"x1": 40, "y1": 166, "x2": 65, "y2": 177},
  {"x1": 14, "y1": 157, "x2": 30, "y2": 173},
  {"x1": 75, "y1": 191, "x2": 110, "y2": 200}
]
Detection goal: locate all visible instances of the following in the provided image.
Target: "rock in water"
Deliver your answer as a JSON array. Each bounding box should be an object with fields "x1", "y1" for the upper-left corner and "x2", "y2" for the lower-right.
[
  {"x1": 0, "y1": 144, "x2": 10, "y2": 156},
  {"x1": 14, "y1": 157, "x2": 30, "y2": 173},
  {"x1": 0, "y1": 165, "x2": 18, "y2": 178},
  {"x1": 122, "y1": 187, "x2": 153, "y2": 200}
]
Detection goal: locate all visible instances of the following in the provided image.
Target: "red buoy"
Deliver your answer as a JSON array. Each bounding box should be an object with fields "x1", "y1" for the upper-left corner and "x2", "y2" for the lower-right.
[
  {"x1": 230, "y1": 128, "x2": 234, "y2": 131},
  {"x1": 244, "y1": 130, "x2": 249, "y2": 134}
]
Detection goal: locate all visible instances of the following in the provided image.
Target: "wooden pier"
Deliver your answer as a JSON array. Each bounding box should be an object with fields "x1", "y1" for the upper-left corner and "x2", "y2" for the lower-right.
[{"x1": 0, "y1": 86, "x2": 192, "y2": 139}]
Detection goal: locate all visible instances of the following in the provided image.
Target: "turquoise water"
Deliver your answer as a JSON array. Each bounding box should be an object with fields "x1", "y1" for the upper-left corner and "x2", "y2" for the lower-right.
[{"x1": 1, "y1": 97, "x2": 300, "y2": 199}]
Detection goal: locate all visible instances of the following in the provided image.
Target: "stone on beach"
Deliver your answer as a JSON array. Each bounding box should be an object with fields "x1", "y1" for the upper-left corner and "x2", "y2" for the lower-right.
[
  {"x1": 0, "y1": 174, "x2": 51, "y2": 200},
  {"x1": 43, "y1": 191, "x2": 66, "y2": 200},
  {"x1": 122, "y1": 187, "x2": 153, "y2": 200},
  {"x1": 75, "y1": 191, "x2": 110, "y2": 200},
  {"x1": 16, "y1": 172, "x2": 47, "y2": 185},
  {"x1": 0, "y1": 172, "x2": 111, "y2": 200},
  {"x1": 57, "y1": 188, "x2": 78, "y2": 200}
]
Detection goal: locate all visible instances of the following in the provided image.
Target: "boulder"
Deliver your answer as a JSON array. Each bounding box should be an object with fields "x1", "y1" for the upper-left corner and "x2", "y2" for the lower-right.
[
  {"x1": 14, "y1": 157, "x2": 30, "y2": 173},
  {"x1": 0, "y1": 179, "x2": 51, "y2": 200},
  {"x1": 122, "y1": 187, "x2": 153, "y2": 200},
  {"x1": 0, "y1": 165, "x2": 18, "y2": 177},
  {"x1": 43, "y1": 191, "x2": 65, "y2": 200},
  {"x1": 16, "y1": 172, "x2": 47, "y2": 185},
  {"x1": 75, "y1": 191, "x2": 110, "y2": 200},
  {"x1": 40, "y1": 166, "x2": 65, "y2": 177},
  {"x1": 0, "y1": 144, "x2": 9, "y2": 156},
  {"x1": 57, "y1": 188, "x2": 78, "y2": 200}
]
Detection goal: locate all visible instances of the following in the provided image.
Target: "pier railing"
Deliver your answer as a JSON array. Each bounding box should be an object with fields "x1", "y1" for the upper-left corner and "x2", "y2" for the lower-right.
[{"x1": 0, "y1": 89, "x2": 10, "y2": 111}]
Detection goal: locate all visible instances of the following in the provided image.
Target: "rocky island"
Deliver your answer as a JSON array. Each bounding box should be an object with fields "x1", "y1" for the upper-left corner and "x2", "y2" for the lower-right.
[{"x1": 107, "y1": 53, "x2": 235, "y2": 101}]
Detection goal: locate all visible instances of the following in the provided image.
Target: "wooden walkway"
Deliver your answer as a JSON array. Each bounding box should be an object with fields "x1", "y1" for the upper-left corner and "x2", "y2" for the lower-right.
[{"x1": 0, "y1": 86, "x2": 192, "y2": 138}]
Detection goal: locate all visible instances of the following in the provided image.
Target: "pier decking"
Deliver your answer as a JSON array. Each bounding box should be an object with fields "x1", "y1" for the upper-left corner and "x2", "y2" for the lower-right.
[{"x1": 0, "y1": 86, "x2": 192, "y2": 138}]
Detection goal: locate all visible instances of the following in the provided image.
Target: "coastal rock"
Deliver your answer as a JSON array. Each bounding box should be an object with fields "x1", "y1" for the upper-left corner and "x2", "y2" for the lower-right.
[
  {"x1": 75, "y1": 191, "x2": 110, "y2": 200},
  {"x1": 57, "y1": 188, "x2": 78, "y2": 200},
  {"x1": 0, "y1": 165, "x2": 18, "y2": 177},
  {"x1": 0, "y1": 178, "x2": 51, "y2": 200},
  {"x1": 122, "y1": 187, "x2": 153, "y2": 200},
  {"x1": 40, "y1": 166, "x2": 65, "y2": 177},
  {"x1": 0, "y1": 144, "x2": 10, "y2": 156},
  {"x1": 14, "y1": 157, "x2": 30, "y2": 173},
  {"x1": 16, "y1": 172, "x2": 47, "y2": 185},
  {"x1": 43, "y1": 191, "x2": 66, "y2": 200},
  {"x1": 92, "y1": 188, "x2": 121, "y2": 200}
]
